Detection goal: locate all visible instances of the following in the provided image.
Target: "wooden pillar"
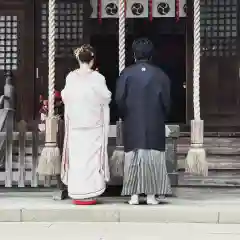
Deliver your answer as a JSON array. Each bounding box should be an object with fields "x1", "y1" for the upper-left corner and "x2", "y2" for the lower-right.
[
  {"x1": 83, "y1": 0, "x2": 93, "y2": 43},
  {"x1": 21, "y1": 0, "x2": 35, "y2": 122}
]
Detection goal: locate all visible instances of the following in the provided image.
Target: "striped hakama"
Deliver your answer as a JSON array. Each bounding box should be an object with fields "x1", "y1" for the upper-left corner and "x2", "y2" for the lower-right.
[{"x1": 121, "y1": 149, "x2": 172, "y2": 196}]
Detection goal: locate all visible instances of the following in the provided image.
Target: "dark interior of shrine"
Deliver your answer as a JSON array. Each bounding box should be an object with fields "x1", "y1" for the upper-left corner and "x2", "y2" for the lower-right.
[{"x1": 90, "y1": 19, "x2": 186, "y2": 124}]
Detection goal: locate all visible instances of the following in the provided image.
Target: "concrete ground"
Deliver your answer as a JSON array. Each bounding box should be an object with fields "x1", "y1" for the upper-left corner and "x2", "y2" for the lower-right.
[
  {"x1": 1, "y1": 222, "x2": 240, "y2": 240},
  {"x1": 1, "y1": 188, "x2": 240, "y2": 223}
]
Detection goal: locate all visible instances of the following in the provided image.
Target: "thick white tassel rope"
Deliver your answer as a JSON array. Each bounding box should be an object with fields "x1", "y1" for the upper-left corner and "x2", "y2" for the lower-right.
[
  {"x1": 37, "y1": 0, "x2": 61, "y2": 176},
  {"x1": 110, "y1": 0, "x2": 126, "y2": 179},
  {"x1": 48, "y1": 0, "x2": 55, "y2": 119},
  {"x1": 119, "y1": 0, "x2": 125, "y2": 74},
  {"x1": 193, "y1": 0, "x2": 200, "y2": 121},
  {"x1": 185, "y1": 0, "x2": 208, "y2": 177}
]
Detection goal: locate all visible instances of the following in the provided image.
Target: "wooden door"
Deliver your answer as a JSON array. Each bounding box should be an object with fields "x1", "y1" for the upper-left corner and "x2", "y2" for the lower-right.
[
  {"x1": 0, "y1": 0, "x2": 35, "y2": 122},
  {"x1": 186, "y1": 0, "x2": 240, "y2": 129},
  {"x1": 34, "y1": 0, "x2": 92, "y2": 115},
  {"x1": 200, "y1": 0, "x2": 240, "y2": 127},
  {"x1": 151, "y1": 35, "x2": 186, "y2": 124},
  {"x1": 200, "y1": 57, "x2": 240, "y2": 125}
]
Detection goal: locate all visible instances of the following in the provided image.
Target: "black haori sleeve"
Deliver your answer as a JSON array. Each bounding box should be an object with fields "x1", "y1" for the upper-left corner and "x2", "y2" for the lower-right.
[
  {"x1": 161, "y1": 73, "x2": 171, "y2": 116},
  {"x1": 115, "y1": 70, "x2": 128, "y2": 120}
]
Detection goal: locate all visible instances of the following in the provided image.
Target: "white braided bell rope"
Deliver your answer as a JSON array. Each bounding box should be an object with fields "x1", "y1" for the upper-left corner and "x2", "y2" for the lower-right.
[
  {"x1": 48, "y1": 0, "x2": 56, "y2": 118},
  {"x1": 193, "y1": 0, "x2": 201, "y2": 121},
  {"x1": 119, "y1": 0, "x2": 125, "y2": 74}
]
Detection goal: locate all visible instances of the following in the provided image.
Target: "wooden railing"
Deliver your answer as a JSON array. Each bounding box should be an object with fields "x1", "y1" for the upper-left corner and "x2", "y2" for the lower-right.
[
  {"x1": 0, "y1": 75, "x2": 119, "y2": 188},
  {"x1": 0, "y1": 121, "x2": 61, "y2": 188},
  {"x1": 0, "y1": 72, "x2": 67, "y2": 189},
  {"x1": 0, "y1": 119, "x2": 118, "y2": 188},
  {"x1": 0, "y1": 72, "x2": 15, "y2": 187}
]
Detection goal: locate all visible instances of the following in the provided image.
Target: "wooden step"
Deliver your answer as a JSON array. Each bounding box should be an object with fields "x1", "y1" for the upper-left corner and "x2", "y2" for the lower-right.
[
  {"x1": 180, "y1": 131, "x2": 240, "y2": 137},
  {"x1": 178, "y1": 146, "x2": 240, "y2": 155},
  {"x1": 177, "y1": 155, "x2": 240, "y2": 170},
  {"x1": 177, "y1": 137, "x2": 240, "y2": 155},
  {"x1": 178, "y1": 136, "x2": 240, "y2": 146},
  {"x1": 178, "y1": 171, "x2": 240, "y2": 187}
]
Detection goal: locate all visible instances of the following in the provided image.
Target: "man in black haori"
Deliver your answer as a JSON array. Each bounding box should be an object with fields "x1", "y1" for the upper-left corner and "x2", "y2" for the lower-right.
[{"x1": 115, "y1": 38, "x2": 172, "y2": 205}]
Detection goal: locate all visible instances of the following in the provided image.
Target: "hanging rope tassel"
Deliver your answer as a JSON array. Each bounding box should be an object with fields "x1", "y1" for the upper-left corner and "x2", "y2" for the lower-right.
[
  {"x1": 185, "y1": 0, "x2": 208, "y2": 176},
  {"x1": 110, "y1": 0, "x2": 126, "y2": 178},
  {"x1": 37, "y1": 0, "x2": 61, "y2": 176}
]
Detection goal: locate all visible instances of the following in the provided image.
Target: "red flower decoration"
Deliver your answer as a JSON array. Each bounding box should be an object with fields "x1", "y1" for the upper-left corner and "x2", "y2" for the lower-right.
[
  {"x1": 55, "y1": 90, "x2": 61, "y2": 99},
  {"x1": 39, "y1": 90, "x2": 63, "y2": 118}
]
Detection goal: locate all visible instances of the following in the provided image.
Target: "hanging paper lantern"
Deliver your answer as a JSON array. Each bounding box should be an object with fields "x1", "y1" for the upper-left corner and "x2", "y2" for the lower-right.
[
  {"x1": 152, "y1": 0, "x2": 175, "y2": 18},
  {"x1": 126, "y1": 0, "x2": 148, "y2": 18},
  {"x1": 102, "y1": 0, "x2": 119, "y2": 18},
  {"x1": 175, "y1": 0, "x2": 179, "y2": 22}
]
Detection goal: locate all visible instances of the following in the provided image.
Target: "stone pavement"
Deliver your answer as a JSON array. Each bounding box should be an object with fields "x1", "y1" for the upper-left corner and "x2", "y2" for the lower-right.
[
  {"x1": 1, "y1": 188, "x2": 240, "y2": 223},
  {"x1": 1, "y1": 222, "x2": 240, "y2": 240}
]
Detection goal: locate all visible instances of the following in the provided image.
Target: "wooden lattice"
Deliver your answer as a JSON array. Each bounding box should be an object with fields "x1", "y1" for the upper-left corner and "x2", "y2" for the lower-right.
[
  {"x1": 41, "y1": 2, "x2": 84, "y2": 58},
  {"x1": 200, "y1": 0, "x2": 238, "y2": 57},
  {"x1": 0, "y1": 15, "x2": 18, "y2": 71}
]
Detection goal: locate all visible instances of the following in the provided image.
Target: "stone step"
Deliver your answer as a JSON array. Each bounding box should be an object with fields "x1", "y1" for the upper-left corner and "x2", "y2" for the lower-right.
[
  {"x1": 0, "y1": 190, "x2": 237, "y2": 224},
  {"x1": 2, "y1": 189, "x2": 240, "y2": 223}
]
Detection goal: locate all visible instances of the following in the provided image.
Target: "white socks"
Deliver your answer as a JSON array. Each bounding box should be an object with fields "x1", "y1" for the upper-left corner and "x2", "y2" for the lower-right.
[
  {"x1": 128, "y1": 195, "x2": 159, "y2": 205},
  {"x1": 146, "y1": 195, "x2": 159, "y2": 205},
  {"x1": 128, "y1": 194, "x2": 139, "y2": 205}
]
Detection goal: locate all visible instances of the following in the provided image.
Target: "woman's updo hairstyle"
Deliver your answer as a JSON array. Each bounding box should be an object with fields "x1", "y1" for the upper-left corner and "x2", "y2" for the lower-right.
[{"x1": 74, "y1": 44, "x2": 95, "y2": 64}]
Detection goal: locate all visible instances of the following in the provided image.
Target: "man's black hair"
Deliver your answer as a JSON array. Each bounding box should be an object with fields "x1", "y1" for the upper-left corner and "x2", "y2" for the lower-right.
[{"x1": 132, "y1": 38, "x2": 154, "y2": 60}]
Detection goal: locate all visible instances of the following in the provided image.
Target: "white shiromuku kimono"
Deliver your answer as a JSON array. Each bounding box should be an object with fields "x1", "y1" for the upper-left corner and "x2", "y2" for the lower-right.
[{"x1": 61, "y1": 68, "x2": 111, "y2": 200}]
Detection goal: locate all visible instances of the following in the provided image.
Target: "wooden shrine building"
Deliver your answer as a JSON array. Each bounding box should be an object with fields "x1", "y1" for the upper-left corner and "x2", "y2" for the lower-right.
[{"x1": 0, "y1": 0, "x2": 239, "y2": 132}]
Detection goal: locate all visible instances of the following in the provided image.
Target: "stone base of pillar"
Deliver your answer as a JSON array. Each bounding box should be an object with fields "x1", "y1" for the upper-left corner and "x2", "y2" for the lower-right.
[{"x1": 185, "y1": 119, "x2": 208, "y2": 176}]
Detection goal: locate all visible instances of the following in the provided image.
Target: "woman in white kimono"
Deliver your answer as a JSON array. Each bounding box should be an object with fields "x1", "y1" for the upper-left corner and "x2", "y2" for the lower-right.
[{"x1": 61, "y1": 44, "x2": 111, "y2": 205}]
